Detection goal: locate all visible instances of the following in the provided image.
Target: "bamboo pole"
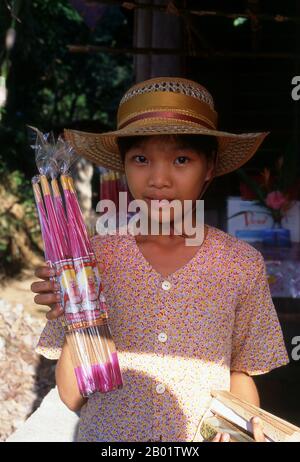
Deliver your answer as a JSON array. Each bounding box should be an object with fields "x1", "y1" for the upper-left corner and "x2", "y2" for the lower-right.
[
  {"x1": 67, "y1": 44, "x2": 300, "y2": 60},
  {"x1": 86, "y1": 1, "x2": 299, "y2": 24}
]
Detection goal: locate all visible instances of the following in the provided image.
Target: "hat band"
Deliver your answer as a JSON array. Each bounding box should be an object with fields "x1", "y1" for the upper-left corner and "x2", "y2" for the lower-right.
[
  {"x1": 117, "y1": 91, "x2": 218, "y2": 128},
  {"x1": 118, "y1": 110, "x2": 215, "y2": 130}
]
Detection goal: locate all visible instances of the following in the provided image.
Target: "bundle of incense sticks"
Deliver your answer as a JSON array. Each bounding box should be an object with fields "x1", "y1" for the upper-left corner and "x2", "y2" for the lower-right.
[
  {"x1": 193, "y1": 390, "x2": 300, "y2": 442},
  {"x1": 29, "y1": 126, "x2": 123, "y2": 397}
]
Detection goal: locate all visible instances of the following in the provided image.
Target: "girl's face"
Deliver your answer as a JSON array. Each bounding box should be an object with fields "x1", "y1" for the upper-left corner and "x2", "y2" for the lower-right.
[{"x1": 124, "y1": 136, "x2": 215, "y2": 227}]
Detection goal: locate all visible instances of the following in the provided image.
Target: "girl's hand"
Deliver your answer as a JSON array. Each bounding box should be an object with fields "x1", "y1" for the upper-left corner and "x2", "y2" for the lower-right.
[
  {"x1": 31, "y1": 265, "x2": 63, "y2": 320},
  {"x1": 212, "y1": 417, "x2": 266, "y2": 442}
]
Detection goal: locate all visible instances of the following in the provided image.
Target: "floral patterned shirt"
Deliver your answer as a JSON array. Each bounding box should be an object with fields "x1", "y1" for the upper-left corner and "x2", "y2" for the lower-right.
[{"x1": 35, "y1": 224, "x2": 289, "y2": 442}]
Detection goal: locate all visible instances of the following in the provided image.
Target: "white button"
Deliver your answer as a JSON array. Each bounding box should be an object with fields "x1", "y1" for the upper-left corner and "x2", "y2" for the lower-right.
[
  {"x1": 162, "y1": 280, "x2": 171, "y2": 290},
  {"x1": 156, "y1": 384, "x2": 165, "y2": 394},
  {"x1": 158, "y1": 332, "x2": 168, "y2": 343}
]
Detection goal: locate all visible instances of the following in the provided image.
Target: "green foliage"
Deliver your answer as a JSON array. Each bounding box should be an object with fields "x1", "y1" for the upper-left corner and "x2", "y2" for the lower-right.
[
  {"x1": 235, "y1": 168, "x2": 267, "y2": 205},
  {"x1": 0, "y1": 0, "x2": 133, "y2": 273},
  {"x1": 0, "y1": 167, "x2": 40, "y2": 273},
  {"x1": 0, "y1": 0, "x2": 133, "y2": 175}
]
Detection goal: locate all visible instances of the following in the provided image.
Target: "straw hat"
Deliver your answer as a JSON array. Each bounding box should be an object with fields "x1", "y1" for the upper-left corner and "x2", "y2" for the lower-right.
[{"x1": 64, "y1": 77, "x2": 270, "y2": 178}]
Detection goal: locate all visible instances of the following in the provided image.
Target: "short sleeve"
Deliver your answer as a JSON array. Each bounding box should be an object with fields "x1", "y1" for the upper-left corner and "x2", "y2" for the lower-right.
[
  {"x1": 230, "y1": 252, "x2": 290, "y2": 375},
  {"x1": 35, "y1": 317, "x2": 65, "y2": 360}
]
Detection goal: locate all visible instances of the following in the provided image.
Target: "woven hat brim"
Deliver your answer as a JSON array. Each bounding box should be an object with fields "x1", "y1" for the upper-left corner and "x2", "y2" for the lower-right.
[{"x1": 64, "y1": 124, "x2": 270, "y2": 177}]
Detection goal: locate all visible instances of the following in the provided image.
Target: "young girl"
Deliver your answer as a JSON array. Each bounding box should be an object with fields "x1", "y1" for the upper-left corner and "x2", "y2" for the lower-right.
[{"x1": 31, "y1": 77, "x2": 289, "y2": 442}]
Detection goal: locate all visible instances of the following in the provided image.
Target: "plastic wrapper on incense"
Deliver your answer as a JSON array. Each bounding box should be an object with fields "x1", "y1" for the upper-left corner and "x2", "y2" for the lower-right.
[{"x1": 29, "y1": 126, "x2": 123, "y2": 397}]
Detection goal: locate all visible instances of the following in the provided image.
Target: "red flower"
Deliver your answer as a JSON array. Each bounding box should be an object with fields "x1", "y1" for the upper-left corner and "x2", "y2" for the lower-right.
[{"x1": 265, "y1": 191, "x2": 288, "y2": 210}]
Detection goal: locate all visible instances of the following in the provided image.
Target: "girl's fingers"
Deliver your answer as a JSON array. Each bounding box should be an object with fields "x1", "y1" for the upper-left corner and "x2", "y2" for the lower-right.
[
  {"x1": 211, "y1": 433, "x2": 222, "y2": 442},
  {"x1": 220, "y1": 433, "x2": 230, "y2": 442},
  {"x1": 33, "y1": 266, "x2": 63, "y2": 320},
  {"x1": 211, "y1": 432, "x2": 230, "y2": 442},
  {"x1": 34, "y1": 292, "x2": 61, "y2": 306},
  {"x1": 31, "y1": 280, "x2": 59, "y2": 294},
  {"x1": 46, "y1": 304, "x2": 64, "y2": 320},
  {"x1": 34, "y1": 266, "x2": 56, "y2": 280},
  {"x1": 251, "y1": 417, "x2": 266, "y2": 442}
]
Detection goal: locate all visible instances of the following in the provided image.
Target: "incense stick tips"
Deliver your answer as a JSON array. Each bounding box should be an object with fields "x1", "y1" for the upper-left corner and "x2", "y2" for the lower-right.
[
  {"x1": 40, "y1": 175, "x2": 51, "y2": 195},
  {"x1": 60, "y1": 175, "x2": 70, "y2": 191}
]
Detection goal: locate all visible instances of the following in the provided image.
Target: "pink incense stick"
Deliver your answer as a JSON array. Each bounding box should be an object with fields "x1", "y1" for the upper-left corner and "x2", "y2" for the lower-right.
[
  {"x1": 100, "y1": 170, "x2": 110, "y2": 201},
  {"x1": 110, "y1": 171, "x2": 119, "y2": 212},
  {"x1": 65, "y1": 175, "x2": 92, "y2": 254},
  {"x1": 32, "y1": 180, "x2": 54, "y2": 262},
  {"x1": 51, "y1": 177, "x2": 70, "y2": 257},
  {"x1": 39, "y1": 175, "x2": 67, "y2": 261},
  {"x1": 60, "y1": 175, "x2": 89, "y2": 258},
  {"x1": 32, "y1": 179, "x2": 63, "y2": 310}
]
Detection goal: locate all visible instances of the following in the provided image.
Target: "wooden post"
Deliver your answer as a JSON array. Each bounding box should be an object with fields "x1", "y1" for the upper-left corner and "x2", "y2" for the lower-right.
[{"x1": 133, "y1": 0, "x2": 183, "y2": 82}]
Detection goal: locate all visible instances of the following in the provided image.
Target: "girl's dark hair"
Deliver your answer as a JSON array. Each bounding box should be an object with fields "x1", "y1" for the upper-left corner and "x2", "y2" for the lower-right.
[{"x1": 116, "y1": 134, "x2": 218, "y2": 165}]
